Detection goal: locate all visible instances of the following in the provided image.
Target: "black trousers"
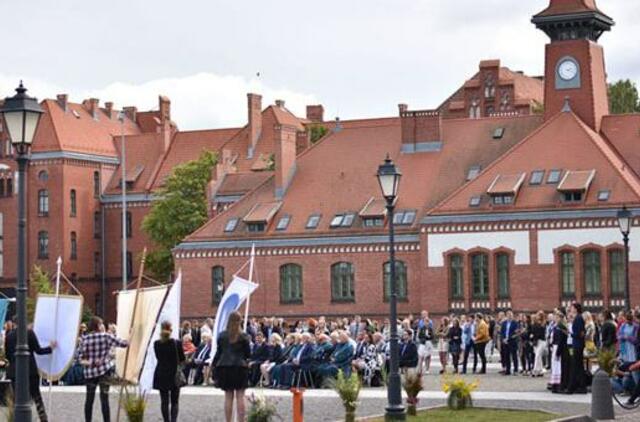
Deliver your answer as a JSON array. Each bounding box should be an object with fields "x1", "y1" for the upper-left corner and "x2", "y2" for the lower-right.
[
  {"x1": 475, "y1": 341, "x2": 487, "y2": 373},
  {"x1": 462, "y1": 342, "x2": 477, "y2": 373},
  {"x1": 502, "y1": 341, "x2": 518, "y2": 374},
  {"x1": 159, "y1": 387, "x2": 180, "y2": 422},
  {"x1": 10, "y1": 376, "x2": 48, "y2": 422},
  {"x1": 85, "y1": 375, "x2": 111, "y2": 422},
  {"x1": 567, "y1": 348, "x2": 586, "y2": 392}
]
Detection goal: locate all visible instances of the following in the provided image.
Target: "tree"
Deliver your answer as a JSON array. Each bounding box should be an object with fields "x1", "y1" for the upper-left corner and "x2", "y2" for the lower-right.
[
  {"x1": 27, "y1": 265, "x2": 53, "y2": 322},
  {"x1": 608, "y1": 79, "x2": 640, "y2": 114},
  {"x1": 309, "y1": 124, "x2": 328, "y2": 144},
  {"x1": 142, "y1": 150, "x2": 218, "y2": 280}
]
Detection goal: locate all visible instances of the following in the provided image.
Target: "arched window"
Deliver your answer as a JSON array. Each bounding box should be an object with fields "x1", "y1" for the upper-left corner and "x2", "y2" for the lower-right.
[
  {"x1": 38, "y1": 189, "x2": 49, "y2": 216},
  {"x1": 331, "y1": 262, "x2": 355, "y2": 302},
  {"x1": 38, "y1": 231, "x2": 49, "y2": 259},
  {"x1": 280, "y1": 264, "x2": 303, "y2": 304},
  {"x1": 383, "y1": 261, "x2": 408, "y2": 302},
  {"x1": 70, "y1": 232, "x2": 77, "y2": 260},
  {"x1": 496, "y1": 253, "x2": 510, "y2": 298},
  {"x1": 70, "y1": 189, "x2": 77, "y2": 217},
  {"x1": 582, "y1": 250, "x2": 601, "y2": 295},
  {"x1": 471, "y1": 253, "x2": 489, "y2": 298},
  {"x1": 609, "y1": 249, "x2": 625, "y2": 296},
  {"x1": 449, "y1": 254, "x2": 464, "y2": 299},
  {"x1": 560, "y1": 252, "x2": 575, "y2": 297},
  {"x1": 93, "y1": 171, "x2": 100, "y2": 198},
  {"x1": 38, "y1": 170, "x2": 48, "y2": 182},
  {"x1": 211, "y1": 266, "x2": 225, "y2": 304}
]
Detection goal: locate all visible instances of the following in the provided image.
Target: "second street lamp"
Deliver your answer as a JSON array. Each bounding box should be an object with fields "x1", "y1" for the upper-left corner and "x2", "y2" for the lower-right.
[
  {"x1": 617, "y1": 206, "x2": 632, "y2": 310},
  {"x1": 377, "y1": 155, "x2": 405, "y2": 421},
  {"x1": 0, "y1": 81, "x2": 44, "y2": 422}
]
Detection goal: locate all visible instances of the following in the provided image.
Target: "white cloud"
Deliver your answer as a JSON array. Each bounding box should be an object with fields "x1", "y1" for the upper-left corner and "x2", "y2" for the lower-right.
[{"x1": 0, "y1": 73, "x2": 318, "y2": 130}]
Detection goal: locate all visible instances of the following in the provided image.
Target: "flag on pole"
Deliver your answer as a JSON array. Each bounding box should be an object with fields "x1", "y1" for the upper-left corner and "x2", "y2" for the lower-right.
[
  {"x1": 139, "y1": 272, "x2": 182, "y2": 392},
  {"x1": 212, "y1": 275, "x2": 258, "y2": 352}
]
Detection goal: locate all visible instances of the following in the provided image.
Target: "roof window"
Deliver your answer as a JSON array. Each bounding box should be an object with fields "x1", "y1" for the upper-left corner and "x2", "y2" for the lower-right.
[
  {"x1": 597, "y1": 190, "x2": 610, "y2": 202},
  {"x1": 529, "y1": 170, "x2": 545, "y2": 185},
  {"x1": 467, "y1": 166, "x2": 481, "y2": 181},
  {"x1": 492, "y1": 127, "x2": 505, "y2": 139},
  {"x1": 276, "y1": 215, "x2": 291, "y2": 231},
  {"x1": 330, "y1": 213, "x2": 356, "y2": 228},
  {"x1": 306, "y1": 214, "x2": 321, "y2": 229},
  {"x1": 469, "y1": 196, "x2": 481, "y2": 207},
  {"x1": 393, "y1": 210, "x2": 417, "y2": 225},
  {"x1": 547, "y1": 169, "x2": 562, "y2": 184},
  {"x1": 224, "y1": 218, "x2": 239, "y2": 233}
]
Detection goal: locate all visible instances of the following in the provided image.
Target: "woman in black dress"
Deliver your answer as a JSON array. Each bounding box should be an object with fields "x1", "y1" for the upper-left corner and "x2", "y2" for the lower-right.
[
  {"x1": 448, "y1": 318, "x2": 462, "y2": 374},
  {"x1": 213, "y1": 311, "x2": 252, "y2": 422},
  {"x1": 153, "y1": 321, "x2": 186, "y2": 422}
]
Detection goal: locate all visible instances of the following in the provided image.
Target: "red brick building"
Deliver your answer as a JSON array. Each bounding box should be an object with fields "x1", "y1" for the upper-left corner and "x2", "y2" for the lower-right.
[{"x1": 175, "y1": 0, "x2": 640, "y2": 319}]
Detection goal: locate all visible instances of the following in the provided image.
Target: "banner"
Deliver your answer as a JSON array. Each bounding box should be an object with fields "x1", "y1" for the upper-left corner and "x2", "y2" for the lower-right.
[
  {"x1": 212, "y1": 275, "x2": 258, "y2": 352},
  {"x1": 33, "y1": 294, "x2": 84, "y2": 380},
  {"x1": 0, "y1": 298, "x2": 9, "y2": 331},
  {"x1": 116, "y1": 285, "x2": 168, "y2": 383},
  {"x1": 139, "y1": 272, "x2": 182, "y2": 392}
]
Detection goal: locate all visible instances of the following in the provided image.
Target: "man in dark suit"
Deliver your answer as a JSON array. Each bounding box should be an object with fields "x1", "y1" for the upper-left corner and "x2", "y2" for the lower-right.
[
  {"x1": 248, "y1": 332, "x2": 272, "y2": 386},
  {"x1": 280, "y1": 332, "x2": 315, "y2": 388},
  {"x1": 399, "y1": 329, "x2": 418, "y2": 370},
  {"x1": 186, "y1": 333, "x2": 212, "y2": 385},
  {"x1": 5, "y1": 324, "x2": 56, "y2": 422},
  {"x1": 566, "y1": 302, "x2": 587, "y2": 394},
  {"x1": 500, "y1": 310, "x2": 519, "y2": 375}
]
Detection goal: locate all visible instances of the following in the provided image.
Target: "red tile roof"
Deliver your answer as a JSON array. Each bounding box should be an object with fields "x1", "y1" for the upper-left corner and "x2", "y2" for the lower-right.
[
  {"x1": 601, "y1": 114, "x2": 640, "y2": 178},
  {"x1": 105, "y1": 133, "x2": 166, "y2": 194},
  {"x1": 359, "y1": 198, "x2": 387, "y2": 217},
  {"x1": 535, "y1": 0, "x2": 601, "y2": 17},
  {"x1": 216, "y1": 172, "x2": 273, "y2": 196},
  {"x1": 557, "y1": 170, "x2": 596, "y2": 192}
]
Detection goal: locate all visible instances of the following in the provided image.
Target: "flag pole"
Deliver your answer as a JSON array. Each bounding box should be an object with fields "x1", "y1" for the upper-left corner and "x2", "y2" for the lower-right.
[
  {"x1": 243, "y1": 244, "x2": 255, "y2": 332},
  {"x1": 47, "y1": 256, "x2": 62, "y2": 418}
]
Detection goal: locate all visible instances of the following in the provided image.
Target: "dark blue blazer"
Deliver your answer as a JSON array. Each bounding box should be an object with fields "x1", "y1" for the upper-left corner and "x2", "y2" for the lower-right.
[
  {"x1": 399, "y1": 341, "x2": 418, "y2": 368},
  {"x1": 251, "y1": 343, "x2": 272, "y2": 363},
  {"x1": 571, "y1": 314, "x2": 586, "y2": 350},
  {"x1": 296, "y1": 343, "x2": 315, "y2": 368},
  {"x1": 500, "y1": 320, "x2": 519, "y2": 342}
]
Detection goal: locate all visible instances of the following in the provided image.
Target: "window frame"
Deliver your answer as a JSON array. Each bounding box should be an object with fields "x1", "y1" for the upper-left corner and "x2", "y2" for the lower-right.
[
  {"x1": 211, "y1": 266, "x2": 225, "y2": 304},
  {"x1": 449, "y1": 254, "x2": 464, "y2": 299},
  {"x1": 276, "y1": 215, "x2": 291, "y2": 231},
  {"x1": 70, "y1": 189, "x2": 77, "y2": 217},
  {"x1": 306, "y1": 214, "x2": 321, "y2": 229},
  {"x1": 93, "y1": 171, "x2": 101, "y2": 198},
  {"x1": 247, "y1": 222, "x2": 266, "y2": 232},
  {"x1": 582, "y1": 250, "x2": 602, "y2": 296},
  {"x1": 94, "y1": 211, "x2": 101, "y2": 239},
  {"x1": 560, "y1": 251, "x2": 576, "y2": 298},
  {"x1": 38, "y1": 231, "x2": 49, "y2": 259},
  {"x1": 70, "y1": 231, "x2": 77, "y2": 260},
  {"x1": 496, "y1": 253, "x2": 510, "y2": 298},
  {"x1": 331, "y1": 262, "x2": 355, "y2": 302},
  {"x1": 280, "y1": 263, "x2": 303, "y2": 304},
  {"x1": 38, "y1": 189, "x2": 49, "y2": 216},
  {"x1": 529, "y1": 170, "x2": 545, "y2": 186},
  {"x1": 547, "y1": 169, "x2": 562, "y2": 184},
  {"x1": 224, "y1": 218, "x2": 239, "y2": 233},
  {"x1": 383, "y1": 260, "x2": 408, "y2": 302},
  {"x1": 608, "y1": 249, "x2": 625, "y2": 297},
  {"x1": 471, "y1": 253, "x2": 489, "y2": 299}
]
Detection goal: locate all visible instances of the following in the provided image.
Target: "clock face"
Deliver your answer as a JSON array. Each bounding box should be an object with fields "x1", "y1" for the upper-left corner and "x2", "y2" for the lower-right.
[{"x1": 558, "y1": 59, "x2": 578, "y2": 81}]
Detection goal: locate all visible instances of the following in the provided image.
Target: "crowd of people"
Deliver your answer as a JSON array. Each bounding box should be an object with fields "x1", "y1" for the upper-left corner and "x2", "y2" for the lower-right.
[{"x1": 2, "y1": 302, "x2": 640, "y2": 421}]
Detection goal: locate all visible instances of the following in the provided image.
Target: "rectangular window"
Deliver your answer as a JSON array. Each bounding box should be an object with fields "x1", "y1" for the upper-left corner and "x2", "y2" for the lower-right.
[
  {"x1": 467, "y1": 166, "x2": 481, "y2": 181},
  {"x1": 529, "y1": 170, "x2": 544, "y2": 185},
  {"x1": 383, "y1": 261, "x2": 408, "y2": 302},
  {"x1": 492, "y1": 127, "x2": 505, "y2": 139},
  {"x1": 70, "y1": 232, "x2": 77, "y2": 260},
  {"x1": 402, "y1": 210, "x2": 416, "y2": 225},
  {"x1": 341, "y1": 213, "x2": 355, "y2": 227},
  {"x1": 224, "y1": 218, "x2": 239, "y2": 233},
  {"x1": 583, "y1": 250, "x2": 601, "y2": 295},
  {"x1": 0, "y1": 180, "x2": 4, "y2": 197},
  {"x1": 276, "y1": 215, "x2": 291, "y2": 231},
  {"x1": 121, "y1": 212, "x2": 132, "y2": 238},
  {"x1": 38, "y1": 231, "x2": 49, "y2": 259},
  {"x1": 563, "y1": 192, "x2": 583, "y2": 202},
  {"x1": 561, "y1": 252, "x2": 575, "y2": 297},
  {"x1": 306, "y1": 214, "x2": 321, "y2": 229},
  {"x1": 38, "y1": 190, "x2": 49, "y2": 216},
  {"x1": 597, "y1": 190, "x2": 611, "y2": 202},
  {"x1": 247, "y1": 222, "x2": 266, "y2": 232},
  {"x1": 363, "y1": 217, "x2": 384, "y2": 227},
  {"x1": 212, "y1": 266, "x2": 225, "y2": 304},
  {"x1": 94, "y1": 212, "x2": 101, "y2": 239},
  {"x1": 70, "y1": 189, "x2": 77, "y2": 217},
  {"x1": 93, "y1": 171, "x2": 100, "y2": 198},
  {"x1": 449, "y1": 255, "x2": 464, "y2": 299},
  {"x1": 497, "y1": 253, "x2": 510, "y2": 298},
  {"x1": 330, "y1": 214, "x2": 344, "y2": 228},
  {"x1": 547, "y1": 169, "x2": 562, "y2": 184},
  {"x1": 6, "y1": 179, "x2": 12, "y2": 196},
  {"x1": 609, "y1": 250, "x2": 625, "y2": 296},
  {"x1": 469, "y1": 196, "x2": 481, "y2": 207},
  {"x1": 471, "y1": 254, "x2": 489, "y2": 298},
  {"x1": 280, "y1": 264, "x2": 303, "y2": 304}
]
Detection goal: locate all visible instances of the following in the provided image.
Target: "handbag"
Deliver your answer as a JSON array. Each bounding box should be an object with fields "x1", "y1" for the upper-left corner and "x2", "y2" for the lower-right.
[{"x1": 174, "y1": 340, "x2": 187, "y2": 388}]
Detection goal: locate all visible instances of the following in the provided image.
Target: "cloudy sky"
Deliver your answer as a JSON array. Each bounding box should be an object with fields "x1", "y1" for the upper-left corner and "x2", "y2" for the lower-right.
[{"x1": 2, "y1": 0, "x2": 638, "y2": 130}]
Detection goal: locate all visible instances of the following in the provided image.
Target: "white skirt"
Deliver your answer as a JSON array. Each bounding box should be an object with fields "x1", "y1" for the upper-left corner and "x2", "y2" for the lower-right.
[
  {"x1": 550, "y1": 344, "x2": 561, "y2": 385},
  {"x1": 437, "y1": 339, "x2": 449, "y2": 353}
]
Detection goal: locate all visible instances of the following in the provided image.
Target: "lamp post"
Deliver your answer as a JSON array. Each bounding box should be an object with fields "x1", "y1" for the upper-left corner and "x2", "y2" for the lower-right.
[
  {"x1": 0, "y1": 82, "x2": 44, "y2": 422},
  {"x1": 617, "y1": 206, "x2": 632, "y2": 310},
  {"x1": 377, "y1": 155, "x2": 405, "y2": 421}
]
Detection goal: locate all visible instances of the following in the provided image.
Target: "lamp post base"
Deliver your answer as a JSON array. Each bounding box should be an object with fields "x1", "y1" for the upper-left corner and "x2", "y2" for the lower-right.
[{"x1": 385, "y1": 405, "x2": 407, "y2": 421}]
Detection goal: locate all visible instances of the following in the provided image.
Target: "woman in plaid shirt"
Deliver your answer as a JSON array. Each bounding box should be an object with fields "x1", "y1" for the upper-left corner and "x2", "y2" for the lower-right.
[{"x1": 79, "y1": 316, "x2": 128, "y2": 422}]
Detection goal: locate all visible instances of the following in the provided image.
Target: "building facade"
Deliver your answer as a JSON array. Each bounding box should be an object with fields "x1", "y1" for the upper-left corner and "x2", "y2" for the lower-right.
[{"x1": 175, "y1": 0, "x2": 640, "y2": 320}]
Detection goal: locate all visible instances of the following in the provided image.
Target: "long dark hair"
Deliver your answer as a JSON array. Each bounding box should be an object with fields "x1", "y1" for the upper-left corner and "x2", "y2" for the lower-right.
[{"x1": 227, "y1": 311, "x2": 242, "y2": 343}]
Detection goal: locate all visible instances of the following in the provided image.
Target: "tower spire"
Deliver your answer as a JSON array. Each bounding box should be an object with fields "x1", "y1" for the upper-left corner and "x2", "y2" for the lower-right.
[{"x1": 532, "y1": 0, "x2": 614, "y2": 42}]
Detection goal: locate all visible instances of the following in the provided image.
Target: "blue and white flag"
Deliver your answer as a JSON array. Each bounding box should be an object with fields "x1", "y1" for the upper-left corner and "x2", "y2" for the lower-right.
[
  {"x1": 0, "y1": 298, "x2": 9, "y2": 331},
  {"x1": 212, "y1": 275, "x2": 258, "y2": 352}
]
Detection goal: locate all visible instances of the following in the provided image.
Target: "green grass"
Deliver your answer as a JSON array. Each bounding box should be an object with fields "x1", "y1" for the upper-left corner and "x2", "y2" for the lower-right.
[{"x1": 369, "y1": 407, "x2": 558, "y2": 421}]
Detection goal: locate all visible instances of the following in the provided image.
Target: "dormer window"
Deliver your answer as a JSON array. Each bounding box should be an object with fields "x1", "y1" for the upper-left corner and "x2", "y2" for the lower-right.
[
  {"x1": 247, "y1": 222, "x2": 266, "y2": 232},
  {"x1": 557, "y1": 170, "x2": 595, "y2": 204},
  {"x1": 563, "y1": 192, "x2": 583, "y2": 202},
  {"x1": 492, "y1": 195, "x2": 514, "y2": 205},
  {"x1": 487, "y1": 173, "x2": 525, "y2": 206},
  {"x1": 306, "y1": 214, "x2": 321, "y2": 229},
  {"x1": 242, "y1": 202, "x2": 282, "y2": 233},
  {"x1": 363, "y1": 217, "x2": 384, "y2": 227}
]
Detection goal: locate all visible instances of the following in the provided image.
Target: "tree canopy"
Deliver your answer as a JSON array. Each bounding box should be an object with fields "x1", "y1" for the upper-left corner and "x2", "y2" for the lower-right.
[
  {"x1": 142, "y1": 150, "x2": 218, "y2": 280},
  {"x1": 608, "y1": 79, "x2": 640, "y2": 114}
]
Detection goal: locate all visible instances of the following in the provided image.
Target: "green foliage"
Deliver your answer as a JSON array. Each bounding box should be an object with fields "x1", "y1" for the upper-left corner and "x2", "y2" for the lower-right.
[
  {"x1": 309, "y1": 125, "x2": 328, "y2": 144},
  {"x1": 608, "y1": 79, "x2": 640, "y2": 114},
  {"x1": 122, "y1": 387, "x2": 146, "y2": 422},
  {"x1": 27, "y1": 265, "x2": 54, "y2": 322},
  {"x1": 142, "y1": 150, "x2": 218, "y2": 280},
  {"x1": 531, "y1": 100, "x2": 544, "y2": 115},
  {"x1": 333, "y1": 369, "x2": 361, "y2": 417},
  {"x1": 442, "y1": 376, "x2": 478, "y2": 410},
  {"x1": 266, "y1": 153, "x2": 275, "y2": 171},
  {"x1": 247, "y1": 393, "x2": 279, "y2": 422},
  {"x1": 597, "y1": 347, "x2": 617, "y2": 376}
]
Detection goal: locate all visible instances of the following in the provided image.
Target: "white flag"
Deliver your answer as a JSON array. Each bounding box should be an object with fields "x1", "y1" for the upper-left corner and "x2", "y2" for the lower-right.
[
  {"x1": 139, "y1": 272, "x2": 182, "y2": 392},
  {"x1": 212, "y1": 275, "x2": 258, "y2": 353}
]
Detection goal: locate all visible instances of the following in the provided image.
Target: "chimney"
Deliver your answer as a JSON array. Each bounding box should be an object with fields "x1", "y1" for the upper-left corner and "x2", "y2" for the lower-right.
[
  {"x1": 83, "y1": 98, "x2": 100, "y2": 119},
  {"x1": 159, "y1": 95, "x2": 171, "y2": 124},
  {"x1": 56, "y1": 94, "x2": 68, "y2": 112},
  {"x1": 400, "y1": 108, "x2": 443, "y2": 153},
  {"x1": 247, "y1": 93, "x2": 262, "y2": 157},
  {"x1": 306, "y1": 105, "x2": 324, "y2": 122},
  {"x1": 296, "y1": 130, "x2": 310, "y2": 155},
  {"x1": 104, "y1": 102, "x2": 114, "y2": 119},
  {"x1": 274, "y1": 124, "x2": 297, "y2": 199},
  {"x1": 123, "y1": 106, "x2": 137, "y2": 122},
  {"x1": 398, "y1": 103, "x2": 408, "y2": 113},
  {"x1": 275, "y1": 99, "x2": 285, "y2": 108}
]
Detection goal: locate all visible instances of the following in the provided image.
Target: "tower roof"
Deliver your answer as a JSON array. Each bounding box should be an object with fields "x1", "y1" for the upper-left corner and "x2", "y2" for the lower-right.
[
  {"x1": 532, "y1": 0, "x2": 613, "y2": 42},
  {"x1": 534, "y1": 0, "x2": 601, "y2": 18}
]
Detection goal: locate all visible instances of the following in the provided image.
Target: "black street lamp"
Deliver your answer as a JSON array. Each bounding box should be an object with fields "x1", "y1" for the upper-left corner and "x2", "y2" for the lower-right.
[
  {"x1": 377, "y1": 155, "x2": 405, "y2": 421},
  {"x1": 617, "y1": 206, "x2": 633, "y2": 311},
  {"x1": 0, "y1": 82, "x2": 44, "y2": 422}
]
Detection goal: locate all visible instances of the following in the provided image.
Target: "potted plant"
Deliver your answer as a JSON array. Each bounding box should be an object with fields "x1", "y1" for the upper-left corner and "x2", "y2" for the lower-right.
[
  {"x1": 121, "y1": 387, "x2": 146, "y2": 422},
  {"x1": 247, "y1": 393, "x2": 279, "y2": 422},
  {"x1": 333, "y1": 370, "x2": 361, "y2": 422},
  {"x1": 403, "y1": 371, "x2": 423, "y2": 416},
  {"x1": 597, "y1": 348, "x2": 617, "y2": 376},
  {"x1": 442, "y1": 376, "x2": 478, "y2": 410}
]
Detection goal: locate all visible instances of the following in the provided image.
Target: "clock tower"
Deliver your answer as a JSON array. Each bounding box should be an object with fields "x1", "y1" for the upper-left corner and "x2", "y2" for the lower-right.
[{"x1": 532, "y1": 0, "x2": 614, "y2": 131}]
